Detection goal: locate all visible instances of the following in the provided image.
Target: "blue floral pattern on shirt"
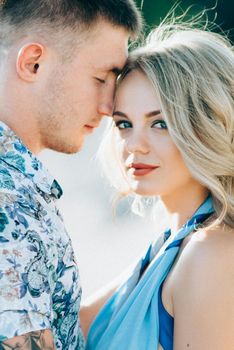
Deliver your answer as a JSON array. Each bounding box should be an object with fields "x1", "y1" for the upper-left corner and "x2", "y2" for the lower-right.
[{"x1": 0, "y1": 122, "x2": 85, "y2": 349}]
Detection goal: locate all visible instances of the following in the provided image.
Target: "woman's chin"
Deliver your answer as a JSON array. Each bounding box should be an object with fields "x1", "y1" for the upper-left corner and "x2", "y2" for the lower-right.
[{"x1": 130, "y1": 185, "x2": 159, "y2": 197}]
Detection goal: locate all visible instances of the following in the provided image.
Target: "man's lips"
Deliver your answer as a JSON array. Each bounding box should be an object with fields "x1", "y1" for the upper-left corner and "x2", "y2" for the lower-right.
[{"x1": 127, "y1": 163, "x2": 159, "y2": 176}]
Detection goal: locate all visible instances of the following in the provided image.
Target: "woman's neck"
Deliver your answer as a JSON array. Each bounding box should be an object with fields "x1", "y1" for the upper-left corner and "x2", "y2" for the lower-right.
[{"x1": 160, "y1": 185, "x2": 209, "y2": 236}]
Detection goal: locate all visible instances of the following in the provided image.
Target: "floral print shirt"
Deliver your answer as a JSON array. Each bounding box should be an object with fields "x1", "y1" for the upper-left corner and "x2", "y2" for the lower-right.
[{"x1": 0, "y1": 122, "x2": 85, "y2": 349}]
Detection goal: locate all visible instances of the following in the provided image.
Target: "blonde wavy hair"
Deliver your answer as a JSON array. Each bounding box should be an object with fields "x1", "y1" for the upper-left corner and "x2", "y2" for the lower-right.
[{"x1": 99, "y1": 18, "x2": 234, "y2": 228}]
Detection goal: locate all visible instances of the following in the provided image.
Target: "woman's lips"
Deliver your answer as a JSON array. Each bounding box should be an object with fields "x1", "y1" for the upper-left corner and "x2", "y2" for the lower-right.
[{"x1": 128, "y1": 163, "x2": 159, "y2": 176}]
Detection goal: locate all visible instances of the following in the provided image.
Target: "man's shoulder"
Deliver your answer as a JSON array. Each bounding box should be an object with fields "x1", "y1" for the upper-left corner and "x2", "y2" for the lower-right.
[
  {"x1": 0, "y1": 158, "x2": 34, "y2": 194},
  {"x1": 0, "y1": 161, "x2": 18, "y2": 192},
  {"x1": 0, "y1": 170, "x2": 47, "y2": 248}
]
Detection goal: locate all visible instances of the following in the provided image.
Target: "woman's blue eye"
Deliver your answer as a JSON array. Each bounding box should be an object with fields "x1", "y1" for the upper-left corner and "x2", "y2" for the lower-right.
[
  {"x1": 115, "y1": 120, "x2": 132, "y2": 129},
  {"x1": 152, "y1": 120, "x2": 167, "y2": 129}
]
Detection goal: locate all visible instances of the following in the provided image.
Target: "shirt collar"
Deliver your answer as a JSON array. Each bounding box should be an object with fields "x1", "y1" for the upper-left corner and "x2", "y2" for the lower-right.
[{"x1": 0, "y1": 121, "x2": 63, "y2": 199}]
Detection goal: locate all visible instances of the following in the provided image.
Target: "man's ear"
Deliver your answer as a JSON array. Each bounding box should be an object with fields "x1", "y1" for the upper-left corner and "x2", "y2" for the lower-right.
[{"x1": 16, "y1": 43, "x2": 45, "y2": 82}]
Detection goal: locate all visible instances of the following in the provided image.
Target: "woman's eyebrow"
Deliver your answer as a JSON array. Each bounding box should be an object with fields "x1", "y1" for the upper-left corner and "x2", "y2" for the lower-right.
[
  {"x1": 145, "y1": 110, "x2": 161, "y2": 117},
  {"x1": 112, "y1": 110, "x2": 161, "y2": 118},
  {"x1": 112, "y1": 111, "x2": 128, "y2": 118}
]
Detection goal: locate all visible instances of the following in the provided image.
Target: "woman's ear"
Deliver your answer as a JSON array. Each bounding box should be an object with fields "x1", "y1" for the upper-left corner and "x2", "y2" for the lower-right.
[{"x1": 16, "y1": 43, "x2": 45, "y2": 82}]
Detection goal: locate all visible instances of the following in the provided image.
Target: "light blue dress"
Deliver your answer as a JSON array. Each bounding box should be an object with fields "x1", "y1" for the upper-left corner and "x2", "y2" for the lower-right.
[{"x1": 87, "y1": 196, "x2": 214, "y2": 350}]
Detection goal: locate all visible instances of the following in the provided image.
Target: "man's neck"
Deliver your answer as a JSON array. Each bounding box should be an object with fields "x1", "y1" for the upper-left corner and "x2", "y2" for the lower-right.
[{"x1": 0, "y1": 115, "x2": 42, "y2": 155}]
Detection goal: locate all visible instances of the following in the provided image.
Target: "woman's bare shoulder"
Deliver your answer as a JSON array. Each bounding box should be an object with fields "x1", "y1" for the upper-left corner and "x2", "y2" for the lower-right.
[
  {"x1": 184, "y1": 223, "x2": 234, "y2": 265},
  {"x1": 196, "y1": 223, "x2": 234, "y2": 264},
  {"x1": 172, "y1": 223, "x2": 234, "y2": 295}
]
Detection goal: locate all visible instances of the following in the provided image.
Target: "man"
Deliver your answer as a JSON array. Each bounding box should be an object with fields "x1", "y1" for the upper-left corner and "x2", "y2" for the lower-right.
[{"x1": 0, "y1": 1, "x2": 142, "y2": 349}]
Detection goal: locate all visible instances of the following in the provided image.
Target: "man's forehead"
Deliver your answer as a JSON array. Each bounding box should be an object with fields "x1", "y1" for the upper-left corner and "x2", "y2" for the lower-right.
[
  {"x1": 84, "y1": 22, "x2": 129, "y2": 69},
  {"x1": 97, "y1": 51, "x2": 128, "y2": 73}
]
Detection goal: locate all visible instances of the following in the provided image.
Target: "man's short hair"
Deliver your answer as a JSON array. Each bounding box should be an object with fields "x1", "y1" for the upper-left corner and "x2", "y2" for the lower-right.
[{"x1": 0, "y1": 0, "x2": 142, "y2": 42}]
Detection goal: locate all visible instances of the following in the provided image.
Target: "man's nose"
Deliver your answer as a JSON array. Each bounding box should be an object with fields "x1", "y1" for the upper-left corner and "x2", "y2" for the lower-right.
[
  {"x1": 97, "y1": 84, "x2": 115, "y2": 117},
  {"x1": 97, "y1": 102, "x2": 113, "y2": 117}
]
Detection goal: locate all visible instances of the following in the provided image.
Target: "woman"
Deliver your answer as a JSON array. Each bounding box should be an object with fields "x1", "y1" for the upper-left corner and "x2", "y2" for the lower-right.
[{"x1": 84, "y1": 19, "x2": 234, "y2": 350}]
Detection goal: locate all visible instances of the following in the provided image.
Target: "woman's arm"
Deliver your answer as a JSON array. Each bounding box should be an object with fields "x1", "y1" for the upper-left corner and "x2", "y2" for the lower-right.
[
  {"x1": 80, "y1": 281, "x2": 118, "y2": 338},
  {"x1": 80, "y1": 266, "x2": 133, "y2": 338},
  {"x1": 173, "y1": 227, "x2": 234, "y2": 349}
]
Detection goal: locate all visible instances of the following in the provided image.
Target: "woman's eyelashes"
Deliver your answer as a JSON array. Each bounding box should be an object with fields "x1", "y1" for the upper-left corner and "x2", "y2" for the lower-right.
[
  {"x1": 115, "y1": 120, "x2": 132, "y2": 129},
  {"x1": 151, "y1": 119, "x2": 168, "y2": 129},
  {"x1": 114, "y1": 118, "x2": 167, "y2": 130}
]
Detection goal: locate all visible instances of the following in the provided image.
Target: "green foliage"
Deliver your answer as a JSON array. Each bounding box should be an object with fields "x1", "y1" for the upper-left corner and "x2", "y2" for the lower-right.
[{"x1": 136, "y1": 0, "x2": 233, "y2": 42}]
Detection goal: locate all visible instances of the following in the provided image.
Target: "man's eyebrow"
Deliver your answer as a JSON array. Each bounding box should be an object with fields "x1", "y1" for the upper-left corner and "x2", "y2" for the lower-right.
[
  {"x1": 111, "y1": 67, "x2": 123, "y2": 76},
  {"x1": 112, "y1": 110, "x2": 162, "y2": 118},
  {"x1": 98, "y1": 65, "x2": 123, "y2": 76}
]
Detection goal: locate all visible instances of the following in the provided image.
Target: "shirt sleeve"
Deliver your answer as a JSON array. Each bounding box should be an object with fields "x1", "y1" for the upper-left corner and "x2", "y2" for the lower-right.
[{"x1": 0, "y1": 200, "x2": 52, "y2": 340}]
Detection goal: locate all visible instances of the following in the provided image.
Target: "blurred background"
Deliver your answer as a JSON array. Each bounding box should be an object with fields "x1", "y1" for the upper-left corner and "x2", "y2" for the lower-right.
[
  {"x1": 136, "y1": 0, "x2": 233, "y2": 41},
  {"x1": 39, "y1": 0, "x2": 234, "y2": 299}
]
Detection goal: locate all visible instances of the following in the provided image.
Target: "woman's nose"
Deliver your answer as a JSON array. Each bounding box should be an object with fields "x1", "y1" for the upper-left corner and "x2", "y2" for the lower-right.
[{"x1": 125, "y1": 133, "x2": 150, "y2": 155}]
